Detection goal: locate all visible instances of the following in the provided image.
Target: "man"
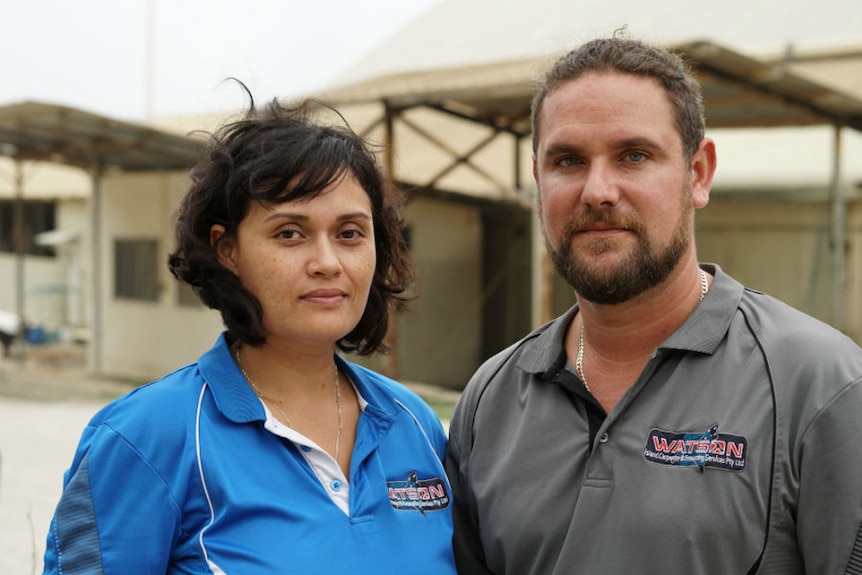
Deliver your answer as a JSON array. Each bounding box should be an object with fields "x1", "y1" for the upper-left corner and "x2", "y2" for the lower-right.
[{"x1": 445, "y1": 35, "x2": 862, "y2": 574}]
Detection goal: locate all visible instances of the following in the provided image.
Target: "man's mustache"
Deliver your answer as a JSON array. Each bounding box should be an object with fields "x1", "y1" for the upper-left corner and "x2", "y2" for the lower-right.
[{"x1": 563, "y1": 209, "x2": 644, "y2": 238}]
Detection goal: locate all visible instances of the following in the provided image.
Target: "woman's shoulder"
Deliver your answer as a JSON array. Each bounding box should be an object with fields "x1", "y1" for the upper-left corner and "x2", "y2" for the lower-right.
[
  {"x1": 90, "y1": 363, "x2": 206, "y2": 436},
  {"x1": 343, "y1": 360, "x2": 439, "y2": 418}
]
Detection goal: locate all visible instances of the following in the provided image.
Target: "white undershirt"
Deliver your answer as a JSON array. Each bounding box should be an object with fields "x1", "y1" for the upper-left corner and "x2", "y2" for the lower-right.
[{"x1": 257, "y1": 381, "x2": 368, "y2": 516}]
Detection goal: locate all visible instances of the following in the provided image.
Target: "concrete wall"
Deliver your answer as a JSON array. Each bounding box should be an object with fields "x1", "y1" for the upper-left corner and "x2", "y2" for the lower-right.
[
  {"x1": 696, "y1": 196, "x2": 862, "y2": 342},
  {"x1": 394, "y1": 196, "x2": 483, "y2": 387},
  {"x1": 98, "y1": 172, "x2": 223, "y2": 382}
]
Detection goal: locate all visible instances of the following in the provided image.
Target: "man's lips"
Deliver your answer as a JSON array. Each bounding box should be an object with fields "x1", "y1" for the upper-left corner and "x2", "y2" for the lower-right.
[{"x1": 577, "y1": 223, "x2": 629, "y2": 234}]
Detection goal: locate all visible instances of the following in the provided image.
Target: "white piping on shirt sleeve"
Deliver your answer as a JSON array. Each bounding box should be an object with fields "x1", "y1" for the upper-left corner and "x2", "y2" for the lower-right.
[
  {"x1": 195, "y1": 383, "x2": 227, "y2": 575},
  {"x1": 392, "y1": 398, "x2": 452, "y2": 492}
]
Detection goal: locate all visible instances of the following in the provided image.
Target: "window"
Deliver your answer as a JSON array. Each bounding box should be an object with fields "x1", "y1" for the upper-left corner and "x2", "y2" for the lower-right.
[
  {"x1": 0, "y1": 199, "x2": 56, "y2": 257},
  {"x1": 114, "y1": 239, "x2": 160, "y2": 301}
]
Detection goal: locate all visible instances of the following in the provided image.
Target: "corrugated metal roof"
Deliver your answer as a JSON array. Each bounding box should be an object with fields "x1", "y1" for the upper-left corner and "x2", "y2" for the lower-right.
[
  {"x1": 683, "y1": 41, "x2": 862, "y2": 130},
  {"x1": 322, "y1": 40, "x2": 862, "y2": 133},
  {"x1": 0, "y1": 101, "x2": 204, "y2": 172}
]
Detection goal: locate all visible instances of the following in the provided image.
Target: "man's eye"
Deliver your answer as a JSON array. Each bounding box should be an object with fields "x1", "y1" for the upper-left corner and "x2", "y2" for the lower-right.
[
  {"x1": 625, "y1": 151, "x2": 647, "y2": 163},
  {"x1": 558, "y1": 156, "x2": 581, "y2": 167}
]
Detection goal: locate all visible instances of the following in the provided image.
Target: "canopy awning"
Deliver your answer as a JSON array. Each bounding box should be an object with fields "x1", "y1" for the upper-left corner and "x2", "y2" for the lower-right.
[
  {"x1": 0, "y1": 101, "x2": 204, "y2": 172},
  {"x1": 321, "y1": 39, "x2": 862, "y2": 134}
]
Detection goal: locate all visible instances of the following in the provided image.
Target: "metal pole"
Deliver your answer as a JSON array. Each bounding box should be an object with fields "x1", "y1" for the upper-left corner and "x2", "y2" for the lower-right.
[
  {"x1": 829, "y1": 125, "x2": 845, "y2": 331},
  {"x1": 382, "y1": 102, "x2": 398, "y2": 378},
  {"x1": 90, "y1": 168, "x2": 104, "y2": 375},
  {"x1": 145, "y1": 0, "x2": 156, "y2": 119},
  {"x1": 530, "y1": 203, "x2": 554, "y2": 328},
  {"x1": 13, "y1": 160, "x2": 25, "y2": 347}
]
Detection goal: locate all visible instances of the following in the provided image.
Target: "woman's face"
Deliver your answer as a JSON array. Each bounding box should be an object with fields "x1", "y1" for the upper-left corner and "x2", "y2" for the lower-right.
[{"x1": 212, "y1": 172, "x2": 376, "y2": 350}]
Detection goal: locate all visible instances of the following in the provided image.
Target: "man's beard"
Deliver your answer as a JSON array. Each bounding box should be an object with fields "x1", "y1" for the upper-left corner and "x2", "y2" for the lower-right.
[{"x1": 547, "y1": 202, "x2": 693, "y2": 305}]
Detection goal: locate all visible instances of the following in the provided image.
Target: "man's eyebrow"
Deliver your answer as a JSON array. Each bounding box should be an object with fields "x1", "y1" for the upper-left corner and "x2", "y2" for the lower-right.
[
  {"x1": 542, "y1": 137, "x2": 663, "y2": 152},
  {"x1": 539, "y1": 142, "x2": 584, "y2": 158},
  {"x1": 615, "y1": 137, "x2": 663, "y2": 151}
]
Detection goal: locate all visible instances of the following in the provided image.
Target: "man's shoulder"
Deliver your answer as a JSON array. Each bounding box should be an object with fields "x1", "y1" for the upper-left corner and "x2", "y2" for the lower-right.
[
  {"x1": 459, "y1": 312, "x2": 569, "y2": 408},
  {"x1": 739, "y1": 288, "x2": 859, "y2": 351},
  {"x1": 737, "y1": 288, "x2": 862, "y2": 389},
  {"x1": 477, "y1": 316, "x2": 561, "y2": 376}
]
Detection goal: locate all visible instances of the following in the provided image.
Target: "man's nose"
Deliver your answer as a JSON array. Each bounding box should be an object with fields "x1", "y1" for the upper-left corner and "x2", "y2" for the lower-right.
[{"x1": 580, "y1": 161, "x2": 620, "y2": 208}]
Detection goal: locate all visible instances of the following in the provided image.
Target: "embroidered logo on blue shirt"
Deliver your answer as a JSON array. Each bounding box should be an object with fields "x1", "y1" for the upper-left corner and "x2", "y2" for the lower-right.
[
  {"x1": 387, "y1": 471, "x2": 450, "y2": 514},
  {"x1": 644, "y1": 425, "x2": 747, "y2": 472}
]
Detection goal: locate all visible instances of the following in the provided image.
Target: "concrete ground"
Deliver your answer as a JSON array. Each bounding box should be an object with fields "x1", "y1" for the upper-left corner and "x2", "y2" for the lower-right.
[
  {"x1": 0, "y1": 347, "x2": 136, "y2": 575},
  {"x1": 0, "y1": 344, "x2": 460, "y2": 575}
]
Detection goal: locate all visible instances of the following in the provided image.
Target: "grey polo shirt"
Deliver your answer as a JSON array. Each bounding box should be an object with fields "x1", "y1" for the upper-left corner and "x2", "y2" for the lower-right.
[{"x1": 446, "y1": 264, "x2": 862, "y2": 574}]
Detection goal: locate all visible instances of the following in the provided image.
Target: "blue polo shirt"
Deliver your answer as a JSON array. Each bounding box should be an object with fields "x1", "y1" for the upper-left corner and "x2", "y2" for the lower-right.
[{"x1": 43, "y1": 334, "x2": 455, "y2": 574}]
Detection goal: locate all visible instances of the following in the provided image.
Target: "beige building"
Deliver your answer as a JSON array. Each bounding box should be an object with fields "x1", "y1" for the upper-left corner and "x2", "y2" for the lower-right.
[{"x1": 2, "y1": 1, "x2": 861, "y2": 387}]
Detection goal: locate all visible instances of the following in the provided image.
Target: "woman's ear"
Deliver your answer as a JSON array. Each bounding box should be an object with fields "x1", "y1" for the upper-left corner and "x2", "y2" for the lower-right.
[{"x1": 210, "y1": 224, "x2": 238, "y2": 274}]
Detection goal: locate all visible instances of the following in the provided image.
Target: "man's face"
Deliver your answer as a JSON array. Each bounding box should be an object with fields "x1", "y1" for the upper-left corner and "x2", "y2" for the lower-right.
[{"x1": 532, "y1": 71, "x2": 710, "y2": 304}]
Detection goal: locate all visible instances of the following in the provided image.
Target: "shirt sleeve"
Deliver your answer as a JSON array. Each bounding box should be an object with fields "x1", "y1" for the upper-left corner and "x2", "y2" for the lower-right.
[
  {"x1": 421, "y1": 403, "x2": 449, "y2": 461},
  {"x1": 43, "y1": 424, "x2": 182, "y2": 574},
  {"x1": 445, "y1": 386, "x2": 494, "y2": 575},
  {"x1": 795, "y1": 376, "x2": 862, "y2": 574}
]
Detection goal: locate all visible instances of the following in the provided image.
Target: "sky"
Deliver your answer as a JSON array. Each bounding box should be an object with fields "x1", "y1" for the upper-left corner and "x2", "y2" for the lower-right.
[{"x1": 1, "y1": 0, "x2": 440, "y2": 122}]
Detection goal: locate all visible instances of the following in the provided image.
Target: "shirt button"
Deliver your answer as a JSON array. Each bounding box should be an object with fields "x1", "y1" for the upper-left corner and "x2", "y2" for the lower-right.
[
  {"x1": 599, "y1": 433, "x2": 609, "y2": 443},
  {"x1": 300, "y1": 445, "x2": 311, "y2": 452},
  {"x1": 330, "y1": 480, "x2": 342, "y2": 492}
]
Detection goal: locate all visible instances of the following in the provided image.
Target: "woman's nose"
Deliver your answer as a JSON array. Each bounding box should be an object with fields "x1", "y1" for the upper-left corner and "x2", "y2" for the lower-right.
[{"x1": 307, "y1": 238, "x2": 342, "y2": 276}]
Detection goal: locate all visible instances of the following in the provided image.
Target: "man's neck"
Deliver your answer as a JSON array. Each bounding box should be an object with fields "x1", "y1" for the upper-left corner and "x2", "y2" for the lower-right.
[{"x1": 567, "y1": 262, "x2": 710, "y2": 412}]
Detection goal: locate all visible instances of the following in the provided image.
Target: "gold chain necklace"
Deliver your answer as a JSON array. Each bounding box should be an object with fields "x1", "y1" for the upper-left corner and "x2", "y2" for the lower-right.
[
  {"x1": 233, "y1": 344, "x2": 343, "y2": 463},
  {"x1": 576, "y1": 269, "x2": 709, "y2": 393}
]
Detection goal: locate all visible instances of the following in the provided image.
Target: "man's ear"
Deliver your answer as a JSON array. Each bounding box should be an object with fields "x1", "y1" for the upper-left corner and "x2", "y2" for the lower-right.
[
  {"x1": 691, "y1": 137, "x2": 717, "y2": 209},
  {"x1": 210, "y1": 224, "x2": 238, "y2": 274},
  {"x1": 532, "y1": 154, "x2": 539, "y2": 184}
]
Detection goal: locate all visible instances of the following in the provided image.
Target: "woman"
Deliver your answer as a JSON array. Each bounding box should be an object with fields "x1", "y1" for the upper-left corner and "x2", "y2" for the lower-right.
[{"x1": 42, "y1": 96, "x2": 455, "y2": 574}]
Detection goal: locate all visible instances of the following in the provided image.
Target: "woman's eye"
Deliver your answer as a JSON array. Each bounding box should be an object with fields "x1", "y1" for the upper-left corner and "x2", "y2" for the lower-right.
[
  {"x1": 340, "y1": 228, "x2": 364, "y2": 240},
  {"x1": 278, "y1": 229, "x2": 300, "y2": 240}
]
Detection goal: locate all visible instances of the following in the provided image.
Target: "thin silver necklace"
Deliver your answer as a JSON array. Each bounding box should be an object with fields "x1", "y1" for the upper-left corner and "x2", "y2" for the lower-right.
[
  {"x1": 576, "y1": 268, "x2": 709, "y2": 393},
  {"x1": 233, "y1": 343, "x2": 343, "y2": 463}
]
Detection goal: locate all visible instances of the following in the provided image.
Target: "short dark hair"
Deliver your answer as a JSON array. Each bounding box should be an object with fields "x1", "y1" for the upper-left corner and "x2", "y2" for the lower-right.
[
  {"x1": 168, "y1": 95, "x2": 413, "y2": 355},
  {"x1": 531, "y1": 34, "x2": 705, "y2": 161}
]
